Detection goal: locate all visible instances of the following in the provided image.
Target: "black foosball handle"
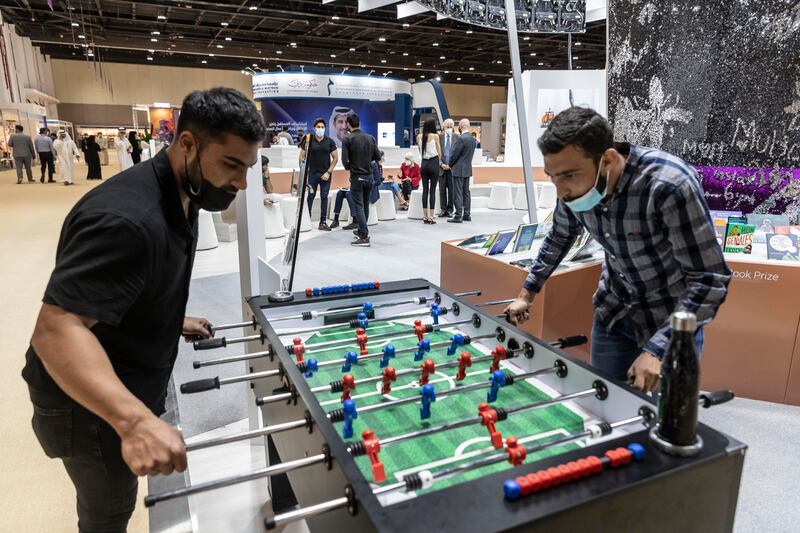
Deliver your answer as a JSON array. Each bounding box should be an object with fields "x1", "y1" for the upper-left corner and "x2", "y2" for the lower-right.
[
  {"x1": 556, "y1": 335, "x2": 588, "y2": 348},
  {"x1": 699, "y1": 390, "x2": 734, "y2": 408},
  {"x1": 194, "y1": 337, "x2": 227, "y2": 350},
  {"x1": 180, "y1": 377, "x2": 221, "y2": 394}
]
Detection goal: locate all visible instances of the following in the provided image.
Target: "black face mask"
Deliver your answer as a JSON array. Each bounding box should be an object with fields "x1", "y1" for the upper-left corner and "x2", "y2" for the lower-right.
[{"x1": 182, "y1": 145, "x2": 237, "y2": 212}]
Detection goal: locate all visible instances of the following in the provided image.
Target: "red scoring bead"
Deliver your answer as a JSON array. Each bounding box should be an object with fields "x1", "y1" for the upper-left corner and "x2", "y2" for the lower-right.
[
  {"x1": 305, "y1": 288, "x2": 313, "y2": 297},
  {"x1": 587, "y1": 455, "x2": 603, "y2": 475}
]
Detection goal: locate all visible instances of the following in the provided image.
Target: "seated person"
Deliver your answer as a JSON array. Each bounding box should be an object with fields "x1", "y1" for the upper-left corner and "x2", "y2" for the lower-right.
[
  {"x1": 329, "y1": 188, "x2": 356, "y2": 229},
  {"x1": 262, "y1": 156, "x2": 281, "y2": 205},
  {"x1": 396, "y1": 151, "x2": 421, "y2": 208},
  {"x1": 376, "y1": 151, "x2": 408, "y2": 208}
]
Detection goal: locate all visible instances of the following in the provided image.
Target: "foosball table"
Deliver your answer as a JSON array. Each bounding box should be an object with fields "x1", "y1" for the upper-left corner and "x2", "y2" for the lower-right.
[{"x1": 147, "y1": 279, "x2": 746, "y2": 532}]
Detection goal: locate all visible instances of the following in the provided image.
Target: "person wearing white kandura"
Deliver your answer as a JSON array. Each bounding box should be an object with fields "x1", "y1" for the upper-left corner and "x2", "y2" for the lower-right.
[
  {"x1": 115, "y1": 128, "x2": 134, "y2": 171},
  {"x1": 54, "y1": 130, "x2": 81, "y2": 186}
]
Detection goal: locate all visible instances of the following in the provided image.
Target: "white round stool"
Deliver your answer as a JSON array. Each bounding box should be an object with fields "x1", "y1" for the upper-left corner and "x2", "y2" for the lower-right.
[
  {"x1": 263, "y1": 201, "x2": 286, "y2": 239},
  {"x1": 538, "y1": 182, "x2": 557, "y2": 209},
  {"x1": 367, "y1": 202, "x2": 379, "y2": 226},
  {"x1": 196, "y1": 209, "x2": 219, "y2": 250},
  {"x1": 338, "y1": 195, "x2": 352, "y2": 223},
  {"x1": 280, "y1": 196, "x2": 311, "y2": 233},
  {"x1": 513, "y1": 184, "x2": 528, "y2": 210},
  {"x1": 407, "y1": 189, "x2": 424, "y2": 220},
  {"x1": 488, "y1": 182, "x2": 514, "y2": 210},
  {"x1": 377, "y1": 189, "x2": 397, "y2": 221}
]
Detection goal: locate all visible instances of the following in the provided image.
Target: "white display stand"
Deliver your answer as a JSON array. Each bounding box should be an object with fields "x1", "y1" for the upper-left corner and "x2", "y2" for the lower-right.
[{"x1": 504, "y1": 69, "x2": 607, "y2": 168}]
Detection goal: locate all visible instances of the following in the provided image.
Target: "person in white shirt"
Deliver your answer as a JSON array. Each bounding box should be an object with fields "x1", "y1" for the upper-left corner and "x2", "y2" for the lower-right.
[
  {"x1": 54, "y1": 130, "x2": 81, "y2": 185},
  {"x1": 115, "y1": 129, "x2": 134, "y2": 170},
  {"x1": 417, "y1": 118, "x2": 442, "y2": 224}
]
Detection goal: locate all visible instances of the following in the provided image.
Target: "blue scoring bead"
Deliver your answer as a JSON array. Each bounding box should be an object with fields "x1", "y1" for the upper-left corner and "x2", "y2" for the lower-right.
[
  {"x1": 628, "y1": 442, "x2": 646, "y2": 461},
  {"x1": 503, "y1": 479, "x2": 522, "y2": 501}
]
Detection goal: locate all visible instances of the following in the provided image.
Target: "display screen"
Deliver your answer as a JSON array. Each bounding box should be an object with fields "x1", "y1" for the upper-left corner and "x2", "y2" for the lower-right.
[{"x1": 260, "y1": 98, "x2": 395, "y2": 148}]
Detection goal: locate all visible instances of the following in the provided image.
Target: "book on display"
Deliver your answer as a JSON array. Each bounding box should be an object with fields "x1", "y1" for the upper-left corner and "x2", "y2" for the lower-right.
[
  {"x1": 709, "y1": 210, "x2": 741, "y2": 246},
  {"x1": 486, "y1": 230, "x2": 516, "y2": 256},
  {"x1": 456, "y1": 233, "x2": 494, "y2": 249},
  {"x1": 513, "y1": 224, "x2": 538, "y2": 253},
  {"x1": 746, "y1": 214, "x2": 790, "y2": 233},
  {"x1": 724, "y1": 223, "x2": 756, "y2": 254},
  {"x1": 774, "y1": 225, "x2": 800, "y2": 237},
  {"x1": 765, "y1": 233, "x2": 800, "y2": 261}
]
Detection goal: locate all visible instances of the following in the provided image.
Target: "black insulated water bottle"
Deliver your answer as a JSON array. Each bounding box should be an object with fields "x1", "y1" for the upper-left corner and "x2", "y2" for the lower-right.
[{"x1": 653, "y1": 310, "x2": 701, "y2": 453}]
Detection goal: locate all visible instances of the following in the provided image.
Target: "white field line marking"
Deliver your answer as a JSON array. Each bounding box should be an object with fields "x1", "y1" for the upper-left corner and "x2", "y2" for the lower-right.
[
  {"x1": 319, "y1": 368, "x2": 487, "y2": 407},
  {"x1": 393, "y1": 427, "x2": 572, "y2": 481}
]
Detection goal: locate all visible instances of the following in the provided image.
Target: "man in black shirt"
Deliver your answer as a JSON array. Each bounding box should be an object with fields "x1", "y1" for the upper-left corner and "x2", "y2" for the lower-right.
[
  {"x1": 300, "y1": 117, "x2": 339, "y2": 231},
  {"x1": 22, "y1": 87, "x2": 265, "y2": 532},
  {"x1": 341, "y1": 113, "x2": 380, "y2": 247}
]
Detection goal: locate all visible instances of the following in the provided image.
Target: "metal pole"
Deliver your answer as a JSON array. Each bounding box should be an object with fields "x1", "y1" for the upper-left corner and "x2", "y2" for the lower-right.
[
  {"x1": 186, "y1": 418, "x2": 308, "y2": 452},
  {"x1": 504, "y1": 0, "x2": 539, "y2": 223}
]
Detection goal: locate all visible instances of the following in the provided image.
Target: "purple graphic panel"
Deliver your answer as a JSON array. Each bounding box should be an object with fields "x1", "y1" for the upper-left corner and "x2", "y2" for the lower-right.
[{"x1": 697, "y1": 166, "x2": 800, "y2": 221}]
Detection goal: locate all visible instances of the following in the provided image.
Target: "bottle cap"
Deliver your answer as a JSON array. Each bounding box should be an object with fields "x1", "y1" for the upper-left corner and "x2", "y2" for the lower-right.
[{"x1": 670, "y1": 311, "x2": 697, "y2": 332}]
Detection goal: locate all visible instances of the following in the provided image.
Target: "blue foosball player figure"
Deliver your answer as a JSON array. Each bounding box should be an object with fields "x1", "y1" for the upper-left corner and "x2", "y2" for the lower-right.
[
  {"x1": 414, "y1": 339, "x2": 431, "y2": 362},
  {"x1": 430, "y1": 303, "x2": 442, "y2": 326},
  {"x1": 357, "y1": 311, "x2": 369, "y2": 329},
  {"x1": 447, "y1": 333, "x2": 465, "y2": 356},
  {"x1": 380, "y1": 344, "x2": 396, "y2": 368},
  {"x1": 342, "y1": 351, "x2": 359, "y2": 372},
  {"x1": 420, "y1": 384, "x2": 436, "y2": 420},
  {"x1": 343, "y1": 399, "x2": 358, "y2": 439},
  {"x1": 487, "y1": 370, "x2": 507, "y2": 403},
  {"x1": 304, "y1": 358, "x2": 319, "y2": 378},
  {"x1": 362, "y1": 302, "x2": 373, "y2": 315}
]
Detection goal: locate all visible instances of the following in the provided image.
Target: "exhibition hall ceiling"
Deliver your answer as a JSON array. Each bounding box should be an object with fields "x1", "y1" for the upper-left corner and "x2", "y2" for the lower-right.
[{"x1": 1, "y1": 0, "x2": 606, "y2": 85}]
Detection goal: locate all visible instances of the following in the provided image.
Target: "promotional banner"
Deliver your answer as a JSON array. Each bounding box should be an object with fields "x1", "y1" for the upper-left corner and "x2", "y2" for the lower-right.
[
  {"x1": 253, "y1": 73, "x2": 411, "y2": 101},
  {"x1": 261, "y1": 98, "x2": 395, "y2": 148}
]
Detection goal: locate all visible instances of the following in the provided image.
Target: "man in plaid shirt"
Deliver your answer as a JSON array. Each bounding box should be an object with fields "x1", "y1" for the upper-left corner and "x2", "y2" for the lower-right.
[{"x1": 505, "y1": 107, "x2": 731, "y2": 392}]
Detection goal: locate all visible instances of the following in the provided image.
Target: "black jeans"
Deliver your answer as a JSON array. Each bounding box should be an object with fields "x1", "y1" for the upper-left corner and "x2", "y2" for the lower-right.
[
  {"x1": 332, "y1": 188, "x2": 355, "y2": 217},
  {"x1": 349, "y1": 175, "x2": 372, "y2": 238},
  {"x1": 29, "y1": 389, "x2": 138, "y2": 533},
  {"x1": 306, "y1": 171, "x2": 332, "y2": 223},
  {"x1": 439, "y1": 168, "x2": 454, "y2": 214},
  {"x1": 400, "y1": 179, "x2": 415, "y2": 201},
  {"x1": 420, "y1": 157, "x2": 439, "y2": 210},
  {"x1": 453, "y1": 175, "x2": 471, "y2": 216},
  {"x1": 39, "y1": 151, "x2": 55, "y2": 181}
]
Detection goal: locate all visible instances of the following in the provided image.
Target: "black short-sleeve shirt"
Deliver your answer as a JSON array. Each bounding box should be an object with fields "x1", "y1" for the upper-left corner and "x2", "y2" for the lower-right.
[
  {"x1": 304, "y1": 136, "x2": 337, "y2": 174},
  {"x1": 22, "y1": 150, "x2": 198, "y2": 414}
]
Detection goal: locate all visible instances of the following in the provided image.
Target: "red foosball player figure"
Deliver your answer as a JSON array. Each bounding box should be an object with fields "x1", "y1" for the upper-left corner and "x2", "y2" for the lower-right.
[
  {"x1": 414, "y1": 319, "x2": 426, "y2": 342},
  {"x1": 290, "y1": 338, "x2": 305, "y2": 363},
  {"x1": 456, "y1": 351, "x2": 472, "y2": 381},
  {"x1": 362, "y1": 429, "x2": 386, "y2": 483},
  {"x1": 478, "y1": 402, "x2": 503, "y2": 449},
  {"x1": 355, "y1": 328, "x2": 369, "y2": 356},
  {"x1": 381, "y1": 366, "x2": 397, "y2": 394},
  {"x1": 505, "y1": 436, "x2": 527, "y2": 466},
  {"x1": 419, "y1": 358, "x2": 436, "y2": 385},
  {"x1": 490, "y1": 345, "x2": 507, "y2": 373},
  {"x1": 341, "y1": 373, "x2": 356, "y2": 402}
]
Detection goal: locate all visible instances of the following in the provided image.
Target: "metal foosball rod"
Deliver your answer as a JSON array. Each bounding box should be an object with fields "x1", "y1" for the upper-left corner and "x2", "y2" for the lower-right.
[
  {"x1": 274, "y1": 304, "x2": 454, "y2": 337},
  {"x1": 208, "y1": 316, "x2": 258, "y2": 334},
  {"x1": 475, "y1": 298, "x2": 515, "y2": 308},
  {"x1": 192, "y1": 349, "x2": 271, "y2": 369},
  {"x1": 371, "y1": 414, "x2": 649, "y2": 497},
  {"x1": 193, "y1": 332, "x2": 264, "y2": 351}
]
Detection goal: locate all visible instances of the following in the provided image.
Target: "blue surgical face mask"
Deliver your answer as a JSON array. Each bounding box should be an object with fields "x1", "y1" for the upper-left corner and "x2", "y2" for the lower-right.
[
  {"x1": 315, "y1": 127, "x2": 325, "y2": 138},
  {"x1": 564, "y1": 163, "x2": 608, "y2": 212}
]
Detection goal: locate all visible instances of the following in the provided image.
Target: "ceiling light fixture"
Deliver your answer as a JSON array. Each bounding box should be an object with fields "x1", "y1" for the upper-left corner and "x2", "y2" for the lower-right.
[
  {"x1": 349, "y1": 47, "x2": 356, "y2": 51},
  {"x1": 523, "y1": 36, "x2": 530, "y2": 41},
  {"x1": 276, "y1": 50, "x2": 282, "y2": 54},
  {"x1": 290, "y1": 42, "x2": 297, "y2": 47},
  {"x1": 330, "y1": 54, "x2": 336, "y2": 58},
  {"x1": 201, "y1": 59, "x2": 207, "y2": 63},
  {"x1": 489, "y1": 80, "x2": 495, "y2": 83},
  {"x1": 466, "y1": 30, "x2": 473, "y2": 34},
  {"x1": 332, "y1": 16, "x2": 339, "y2": 20},
  {"x1": 378, "y1": 37, "x2": 386, "y2": 42},
  {"x1": 248, "y1": 5, "x2": 257, "y2": 10},
  {"x1": 157, "y1": 15, "x2": 166, "y2": 20},
  {"x1": 538, "y1": 62, "x2": 544, "y2": 66},
  {"x1": 530, "y1": 52, "x2": 536, "y2": 56},
  {"x1": 468, "y1": 67, "x2": 474, "y2": 71},
  {"x1": 381, "y1": 59, "x2": 387, "y2": 63},
  {"x1": 225, "y1": 37, "x2": 232, "y2": 41},
  {"x1": 148, "y1": 49, "x2": 155, "y2": 53},
  {"x1": 402, "y1": 23, "x2": 410, "y2": 28},
  {"x1": 151, "y1": 31, "x2": 160, "y2": 35},
  {"x1": 151, "y1": 38, "x2": 158, "y2": 42},
  {"x1": 435, "y1": 76, "x2": 441, "y2": 81},
  {"x1": 575, "y1": 42, "x2": 582, "y2": 46},
  {"x1": 221, "y1": 22, "x2": 229, "y2": 26},
  {"x1": 216, "y1": 44, "x2": 223, "y2": 48},
  {"x1": 402, "y1": 52, "x2": 409, "y2": 56},
  {"x1": 573, "y1": 56, "x2": 579, "y2": 60},
  {"x1": 456, "y1": 77, "x2": 461, "y2": 80},
  {"x1": 71, "y1": 22, "x2": 79, "y2": 27},
  {"x1": 78, "y1": 34, "x2": 85, "y2": 39},
  {"x1": 209, "y1": 53, "x2": 215, "y2": 57},
  {"x1": 439, "y1": 56, "x2": 445, "y2": 59},
  {"x1": 416, "y1": 62, "x2": 421, "y2": 66},
  {"x1": 432, "y1": 42, "x2": 439, "y2": 46},
  {"x1": 420, "y1": 74, "x2": 426, "y2": 78}
]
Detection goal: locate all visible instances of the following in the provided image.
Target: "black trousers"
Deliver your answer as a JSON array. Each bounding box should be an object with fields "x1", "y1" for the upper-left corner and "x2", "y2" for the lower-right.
[
  {"x1": 400, "y1": 179, "x2": 415, "y2": 201},
  {"x1": 39, "y1": 151, "x2": 55, "y2": 181},
  {"x1": 349, "y1": 175, "x2": 372, "y2": 238},
  {"x1": 439, "y1": 168, "x2": 454, "y2": 214},
  {"x1": 29, "y1": 389, "x2": 138, "y2": 533},
  {"x1": 306, "y1": 171, "x2": 332, "y2": 223},
  {"x1": 333, "y1": 188, "x2": 355, "y2": 216},
  {"x1": 453, "y1": 175, "x2": 472, "y2": 216},
  {"x1": 420, "y1": 157, "x2": 439, "y2": 210}
]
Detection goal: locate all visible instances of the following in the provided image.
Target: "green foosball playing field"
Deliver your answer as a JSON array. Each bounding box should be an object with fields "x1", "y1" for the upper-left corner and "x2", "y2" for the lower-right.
[{"x1": 297, "y1": 319, "x2": 587, "y2": 495}]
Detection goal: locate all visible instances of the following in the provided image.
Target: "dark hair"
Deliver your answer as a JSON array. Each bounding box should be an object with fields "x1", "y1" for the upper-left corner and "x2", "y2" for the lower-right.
[
  {"x1": 313, "y1": 117, "x2": 326, "y2": 128},
  {"x1": 15, "y1": 125, "x2": 23, "y2": 132},
  {"x1": 128, "y1": 131, "x2": 137, "y2": 143},
  {"x1": 39, "y1": 127, "x2": 47, "y2": 134},
  {"x1": 261, "y1": 155, "x2": 269, "y2": 166},
  {"x1": 420, "y1": 118, "x2": 437, "y2": 154},
  {"x1": 537, "y1": 107, "x2": 613, "y2": 164},
  {"x1": 282, "y1": 125, "x2": 289, "y2": 132},
  {"x1": 177, "y1": 87, "x2": 266, "y2": 144},
  {"x1": 346, "y1": 113, "x2": 360, "y2": 129}
]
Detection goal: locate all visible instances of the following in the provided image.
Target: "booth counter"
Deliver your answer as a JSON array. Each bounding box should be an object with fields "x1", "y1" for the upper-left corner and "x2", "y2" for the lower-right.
[{"x1": 440, "y1": 241, "x2": 800, "y2": 406}]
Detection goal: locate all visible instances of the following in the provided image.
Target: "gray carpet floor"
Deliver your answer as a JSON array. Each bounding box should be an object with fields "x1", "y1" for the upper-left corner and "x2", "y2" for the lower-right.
[{"x1": 172, "y1": 207, "x2": 800, "y2": 532}]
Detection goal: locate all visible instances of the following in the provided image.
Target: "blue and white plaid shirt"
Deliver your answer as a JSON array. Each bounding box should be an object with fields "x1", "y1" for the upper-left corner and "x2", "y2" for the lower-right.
[{"x1": 524, "y1": 144, "x2": 732, "y2": 358}]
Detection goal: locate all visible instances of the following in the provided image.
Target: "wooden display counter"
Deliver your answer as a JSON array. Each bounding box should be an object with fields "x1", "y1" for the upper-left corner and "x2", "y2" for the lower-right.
[
  {"x1": 440, "y1": 240, "x2": 602, "y2": 363},
  {"x1": 440, "y1": 242, "x2": 800, "y2": 405}
]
